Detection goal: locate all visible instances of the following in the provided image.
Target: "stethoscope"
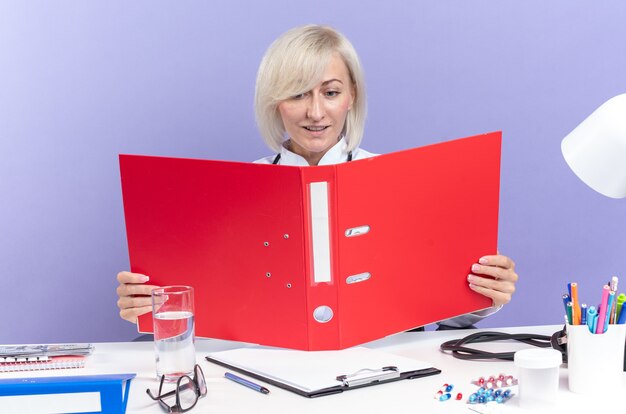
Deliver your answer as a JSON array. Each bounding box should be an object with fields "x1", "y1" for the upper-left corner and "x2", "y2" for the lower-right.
[{"x1": 272, "y1": 151, "x2": 353, "y2": 165}]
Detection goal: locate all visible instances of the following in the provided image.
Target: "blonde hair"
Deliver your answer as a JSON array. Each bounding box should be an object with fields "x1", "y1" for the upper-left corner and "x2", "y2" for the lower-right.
[{"x1": 255, "y1": 25, "x2": 367, "y2": 153}]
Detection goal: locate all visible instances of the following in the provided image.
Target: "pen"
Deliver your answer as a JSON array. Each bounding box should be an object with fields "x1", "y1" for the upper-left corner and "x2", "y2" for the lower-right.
[
  {"x1": 225, "y1": 372, "x2": 270, "y2": 394},
  {"x1": 609, "y1": 277, "x2": 619, "y2": 323},
  {"x1": 604, "y1": 291, "x2": 615, "y2": 332},
  {"x1": 562, "y1": 294, "x2": 570, "y2": 318},
  {"x1": 570, "y1": 282, "x2": 580, "y2": 325},
  {"x1": 566, "y1": 302, "x2": 573, "y2": 325}
]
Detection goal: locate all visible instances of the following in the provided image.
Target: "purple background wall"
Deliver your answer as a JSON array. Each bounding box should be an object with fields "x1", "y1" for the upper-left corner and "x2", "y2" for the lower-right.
[{"x1": 2, "y1": 1, "x2": 625, "y2": 344}]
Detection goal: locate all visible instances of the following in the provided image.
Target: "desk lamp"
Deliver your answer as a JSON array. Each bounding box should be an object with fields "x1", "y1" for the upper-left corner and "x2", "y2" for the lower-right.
[
  {"x1": 561, "y1": 94, "x2": 626, "y2": 199},
  {"x1": 561, "y1": 93, "x2": 626, "y2": 372}
]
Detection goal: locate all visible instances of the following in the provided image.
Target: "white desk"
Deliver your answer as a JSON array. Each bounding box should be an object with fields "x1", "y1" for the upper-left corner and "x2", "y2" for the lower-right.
[{"x1": 3, "y1": 325, "x2": 623, "y2": 412}]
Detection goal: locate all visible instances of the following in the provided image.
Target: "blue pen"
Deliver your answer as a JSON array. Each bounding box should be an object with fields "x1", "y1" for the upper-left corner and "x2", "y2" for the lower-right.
[
  {"x1": 225, "y1": 372, "x2": 270, "y2": 394},
  {"x1": 562, "y1": 294, "x2": 571, "y2": 315},
  {"x1": 604, "y1": 291, "x2": 615, "y2": 332},
  {"x1": 586, "y1": 306, "x2": 597, "y2": 333}
]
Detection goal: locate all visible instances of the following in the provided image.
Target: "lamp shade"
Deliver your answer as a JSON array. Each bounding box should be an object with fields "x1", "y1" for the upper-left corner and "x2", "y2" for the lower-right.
[{"x1": 561, "y1": 94, "x2": 626, "y2": 199}]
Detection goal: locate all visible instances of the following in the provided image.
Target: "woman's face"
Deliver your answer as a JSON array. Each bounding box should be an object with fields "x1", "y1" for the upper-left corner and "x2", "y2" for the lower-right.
[{"x1": 277, "y1": 54, "x2": 355, "y2": 165}]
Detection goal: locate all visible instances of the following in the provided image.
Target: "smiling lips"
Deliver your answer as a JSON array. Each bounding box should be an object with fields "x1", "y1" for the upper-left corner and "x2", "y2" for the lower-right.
[{"x1": 303, "y1": 125, "x2": 330, "y2": 136}]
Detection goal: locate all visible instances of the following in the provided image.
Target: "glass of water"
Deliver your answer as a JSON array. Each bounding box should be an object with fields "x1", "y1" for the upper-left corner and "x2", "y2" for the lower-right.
[{"x1": 151, "y1": 285, "x2": 196, "y2": 382}]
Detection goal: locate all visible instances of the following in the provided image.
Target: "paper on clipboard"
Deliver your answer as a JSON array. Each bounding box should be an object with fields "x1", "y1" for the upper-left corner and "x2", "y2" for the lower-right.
[{"x1": 206, "y1": 346, "x2": 438, "y2": 396}]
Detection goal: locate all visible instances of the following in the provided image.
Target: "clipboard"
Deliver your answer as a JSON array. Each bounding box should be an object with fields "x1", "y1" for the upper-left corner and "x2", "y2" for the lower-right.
[
  {"x1": 205, "y1": 347, "x2": 441, "y2": 398},
  {"x1": 120, "y1": 131, "x2": 501, "y2": 350}
]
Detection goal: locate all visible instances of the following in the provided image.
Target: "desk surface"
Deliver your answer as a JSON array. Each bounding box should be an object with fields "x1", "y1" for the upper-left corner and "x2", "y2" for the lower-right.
[{"x1": 2, "y1": 325, "x2": 623, "y2": 412}]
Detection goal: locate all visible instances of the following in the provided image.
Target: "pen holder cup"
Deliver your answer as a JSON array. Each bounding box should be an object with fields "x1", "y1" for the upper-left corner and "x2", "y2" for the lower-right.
[{"x1": 567, "y1": 323, "x2": 626, "y2": 394}]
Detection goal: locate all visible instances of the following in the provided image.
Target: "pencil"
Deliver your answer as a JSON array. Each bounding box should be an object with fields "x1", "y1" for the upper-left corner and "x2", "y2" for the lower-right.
[{"x1": 571, "y1": 282, "x2": 580, "y2": 325}]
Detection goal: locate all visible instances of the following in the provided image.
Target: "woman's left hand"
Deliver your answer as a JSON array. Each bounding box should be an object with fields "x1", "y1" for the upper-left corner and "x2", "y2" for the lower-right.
[{"x1": 467, "y1": 254, "x2": 518, "y2": 307}]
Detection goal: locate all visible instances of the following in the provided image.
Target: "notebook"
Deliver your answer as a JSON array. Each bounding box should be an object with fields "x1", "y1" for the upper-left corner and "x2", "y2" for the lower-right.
[
  {"x1": 0, "y1": 344, "x2": 93, "y2": 372},
  {"x1": 0, "y1": 356, "x2": 86, "y2": 373}
]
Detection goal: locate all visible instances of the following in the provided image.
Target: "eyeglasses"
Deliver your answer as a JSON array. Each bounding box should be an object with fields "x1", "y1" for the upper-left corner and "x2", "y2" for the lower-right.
[{"x1": 147, "y1": 365, "x2": 207, "y2": 413}]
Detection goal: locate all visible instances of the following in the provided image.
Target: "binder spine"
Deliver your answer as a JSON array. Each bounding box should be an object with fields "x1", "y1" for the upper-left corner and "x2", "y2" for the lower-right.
[{"x1": 301, "y1": 166, "x2": 341, "y2": 350}]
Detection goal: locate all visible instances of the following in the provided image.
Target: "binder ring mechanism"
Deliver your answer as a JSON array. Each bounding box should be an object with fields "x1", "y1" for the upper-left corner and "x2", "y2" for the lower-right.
[{"x1": 335, "y1": 366, "x2": 399, "y2": 387}]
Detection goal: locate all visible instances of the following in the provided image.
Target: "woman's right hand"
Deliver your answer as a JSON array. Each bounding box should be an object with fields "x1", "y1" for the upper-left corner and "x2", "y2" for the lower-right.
[{"x1": 116, "y1": 271, "x2": 160, "y2": 323}]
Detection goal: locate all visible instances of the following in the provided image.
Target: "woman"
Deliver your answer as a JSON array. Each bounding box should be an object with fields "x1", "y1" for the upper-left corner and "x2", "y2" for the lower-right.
[{"x1": 117, "y1": 25, "x2": 518, "y2": 328}]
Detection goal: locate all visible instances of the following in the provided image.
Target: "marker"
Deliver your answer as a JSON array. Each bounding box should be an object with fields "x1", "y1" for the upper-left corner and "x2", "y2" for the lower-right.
[
  {"x1": 586, "y1": 306, "x2": 597, "y2": 333},
  {"x1": 225, "y1": 372, "x2": 270, "y2": 394},
  {"x1": 616, "y1": 293, "x2": 626, "y2": 324},
  {"x1": 591, "y1": 312, "x2": 598, "y2": 334},
  {"x1": 596, "y1": 285, "x2": 610, "y2": 334},
  {"x1": 618, "y1": 301, "x2": 626, "y2": 324}
]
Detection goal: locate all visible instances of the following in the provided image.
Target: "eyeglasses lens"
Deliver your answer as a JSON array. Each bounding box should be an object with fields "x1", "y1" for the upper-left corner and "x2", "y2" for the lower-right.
[
  {"x1": 177, "y1": 376, "x2": 197, "y2": 411},
  {"x1": 147, "y1": 364, "x2": 207, "y2": 412},
  {"x1": 195, "y1": 366, "x2": 208, "y2": 396}
]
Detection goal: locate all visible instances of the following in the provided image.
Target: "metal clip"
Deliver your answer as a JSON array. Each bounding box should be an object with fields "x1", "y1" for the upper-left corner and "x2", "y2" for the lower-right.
[{"x1": 336, "y1": 366, "x2": 399, "y2": 387}]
